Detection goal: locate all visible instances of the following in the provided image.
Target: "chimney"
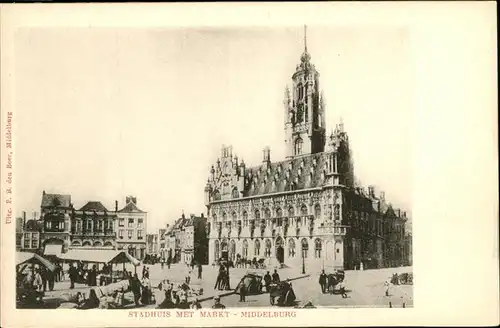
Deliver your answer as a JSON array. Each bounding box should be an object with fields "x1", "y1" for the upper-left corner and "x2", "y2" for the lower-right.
[
  {"x1": 368, "y1": 185, "x2": 375, "y2": 198},
  {"x1": 262, "y1": 147, "x2": 271, "y2": 163},
  {"x1": 201, "y1": 213, "x2": 204, "y2": 218},
  {"x1": 22, "y1": 211, "x2": 26, "y2": 228},
  {"x1": 115, "y1": 200, "x2": 118, "y2": 212},
  {"x1": 43, "y1": 190, "x2": 46, "y2": 196}
]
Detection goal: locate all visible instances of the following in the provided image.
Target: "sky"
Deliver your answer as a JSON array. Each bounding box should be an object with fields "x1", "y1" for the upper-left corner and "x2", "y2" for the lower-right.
[{"x1": 13, "y1": 26, "x2": 412, "y2": 233}]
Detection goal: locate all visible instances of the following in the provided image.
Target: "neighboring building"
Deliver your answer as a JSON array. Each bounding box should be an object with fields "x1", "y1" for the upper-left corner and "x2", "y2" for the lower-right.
[
  {"x1": 69, "y1": 201, "x2": 117, "y2": 249},
  {"x1": 158, "y1": 227, "x2": 168, "y2": 260},
  {"x1": 204, "y1": 30, "x2": 410, "y2": 271},
  {"x1": 146, "y1": 233, "x2": 159, "y2": 255},
  {"x1": 116, "y1": 196, "x2": 147, "y2": 260},
  {"x1": 15, "y1": 214, "x2": 24, "y2": 251},
  {"x1": 40, "y1": 191, "x2": 72, "y2": 255},
  {"x1": 22, "y1": 217, "x2": 43, "y2": 253}
]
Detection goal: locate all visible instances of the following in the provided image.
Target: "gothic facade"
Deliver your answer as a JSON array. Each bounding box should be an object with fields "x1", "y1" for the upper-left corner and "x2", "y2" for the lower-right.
[{"x1": 204, "y1": 30, "x2": 410, "y2": 271}]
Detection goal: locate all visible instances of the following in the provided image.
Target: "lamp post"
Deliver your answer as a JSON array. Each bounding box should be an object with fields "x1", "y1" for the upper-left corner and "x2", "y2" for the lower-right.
[{"x1": 302, "y1": 249, "x2": 306, "y2": 274}]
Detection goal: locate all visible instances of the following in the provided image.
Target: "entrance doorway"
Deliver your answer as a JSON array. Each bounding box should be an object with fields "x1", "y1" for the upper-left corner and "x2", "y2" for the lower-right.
[
  {"x1": 275, "y1": 236, "x2": 284, "y2": 264},
  {"x1": 276, "y1": 246, "x2": 284, "y2": 263}
]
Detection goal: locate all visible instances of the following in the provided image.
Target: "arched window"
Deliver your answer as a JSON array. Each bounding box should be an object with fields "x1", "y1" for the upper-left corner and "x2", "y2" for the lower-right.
[
  {"x1": 214, "y1": 240, "x2": 220, "y2": 260},
  {"x1": 104, "y1": 241, "x2": 113, "y2": 247},
  {"x1": 288, "y1": 206, "x2": 295, "y2": 217},
  {"x1": 276, "y1": 208, "x2": 283, "y2": 226},
  {"x1": 254, "y1": 239, "x2": 261, "y2": 256},
  {"x1": 301, "y1": 238, "x2": 309, "y2": 258},
  {"x1": 265, "y1": 239, "x2": 272, "y2": 258},
  {"x1": 230, "y1": 240, "x2": 236, "y2": 261},
  {"x1": 314, "y1": 204, "x2": 321, "y2": 218},
  {"x1": 71, "y1": 240, "x2": 81, "y2": 246},
  {"x1": 213, "y1": 190, "x2": 221, "y2": 201},
  {"x1": 295, "y1": 138, "x2": 303, "y2": 156},
  {"x1": 94, "y1": 241, "x2": 103, "y2": 247},
  {"x1": 297, "y1": 83, "x2": 303, "y2": 100},
  {"x1": 243, "y1": 211, "x2": 249, "y2": 227},
  {"x1": 232, "y1": 187, "x2": 239, "y2": 199},
  {"x1": 243, "y1": 240, "x2": 249, "y2": 258},
  {"x1": 82, "y1": 240, "x2": 91, "y2": 247},
  {"x1": 231, "y1": 212, "x2": 237, "y2": 226},
  {"x1": 255, "y1": 210, "x2": 260, "y2": 220},
  {"x1": 222, "y1": 212, "x2": 227, "y2": 227},
  {"x1": 300, "y1": 204, "x2": 308, "y2": 216},
  {"x1": 264, "y1": 208, "x2": 271, "y2": 226},
  {"x1": 314, "y1": 238, "x2": 322, "y2": 258},
  {"x1": 288, "y1": 239, "x2": 296, "y2": 258}
]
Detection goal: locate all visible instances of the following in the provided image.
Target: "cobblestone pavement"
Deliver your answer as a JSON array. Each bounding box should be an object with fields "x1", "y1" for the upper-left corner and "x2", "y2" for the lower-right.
[{"x1": 43, "y1": 263, "x2": 412, "y2": 309}]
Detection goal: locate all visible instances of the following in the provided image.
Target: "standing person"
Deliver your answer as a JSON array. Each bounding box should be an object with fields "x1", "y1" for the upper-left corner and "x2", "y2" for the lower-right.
[
  {"x1": 161, "y1": 258, "x2": 165, "y2": 270},
  {"x1": 319, "y1": 270, "x2": 327, "y2": 294},
  {"x1": 272, "y1": 269, "x2": 280, "y2": 284},
  {"x1": 47, "y1": 268, "x2": 55, "y2": 291},
  {"x1": 225, "y1": 264, "x2": 231, "y2": 290},
  {"x1": 190, "y1": 258, "x2": 195, "y2": 271},
  {"x1": 197, "y1": 263, "x2": 203, "y2": 280},
  {"x1": 166, "y1": 256, "x2": 171, "y2": 269},
  {"x1": 68, "y1": 263, "x2": 78, "y2": 289},
  {"x1": 214, "y1": 267, "x2": 223, "y2": 290},
  {"x1": 384, "y1": 281, "x2": 391, "y2": 297},
  {"x1": 264, "y1": 271, "x2": 272, "y2": 292},
  {"x1": 154, "y1": 283, "x2": 166, "y2": 306},
  {"x1": 33, "y1": 268, "x2": 43, "y2": 293},
  {"x1": 238, "y1": 281, "x2": 247, "y2": 302},
  {"x1": 142, "y1": 266, "x2": 147, "y2": 279},
  {"x1": 130, "y1": 274, "x2": 142, "y2": 306},
  {"x1": 141, "y1": 275, "x2": 151, "y2": 305},
  {"x1": 211, "y1": 295, "x2": 226, "y2": 309},
  {"x1": 40, "y1": 266, "x2": 48, "y2": 292},
  {"x1": 338, "y1": 280, "x2": 347, "y2": 298}
]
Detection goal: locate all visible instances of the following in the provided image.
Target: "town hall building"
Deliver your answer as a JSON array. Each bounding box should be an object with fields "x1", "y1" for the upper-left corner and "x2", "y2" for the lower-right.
[{"x1": 204, "y1": 29, "x2": 410, "y2": 271}]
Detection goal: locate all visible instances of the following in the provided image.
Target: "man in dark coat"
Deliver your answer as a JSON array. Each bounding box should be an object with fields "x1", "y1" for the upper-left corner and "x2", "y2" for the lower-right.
[
  {"x1": 263, "y1": 271, "x2": 272, "y2": 292},
  {"x1": 319, "y1": 270, "x2": 327, "y2": 294},
  {"x1": 130, "y1": 274, "x2": 142, "y2": 306},
  {"x1": 68, "y1": 263, "x2": 78, "y2": 289},
  {"x1": 214, "y1": 267, "x2": 223, "y2": 290},
  {"x1": 272, "y1": 269, "x2": 280, "y2": 284},
  {"x1": 197, "y1": 263, "x2": 203, "y2": 280},
  {"x1": 238, "y1": 281, "x2": 247, "y2": 302}
]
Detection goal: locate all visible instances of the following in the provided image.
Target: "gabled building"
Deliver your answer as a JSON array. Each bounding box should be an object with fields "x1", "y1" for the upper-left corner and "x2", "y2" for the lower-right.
[
  {"x1": 146, "y1": 233, "x2": 159, "y2": 255},
  {"x1": 116, "y1": 196, "x2": 147, "y2": 260},
  {"x1": 40, "y1": 191, "x2": 72, "y2": 255},
  {"x1": 69, "y1": 201, "x2": 117, "y2": 249}
]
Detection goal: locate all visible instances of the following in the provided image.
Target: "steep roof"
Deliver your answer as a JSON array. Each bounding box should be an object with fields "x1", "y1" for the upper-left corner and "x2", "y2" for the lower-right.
[
  {"x1": 41, "y1": 193, "x2": 71, "y2": 208},
  {"x1": 79, "y1": 201, "x2": 109, "y2": 212},
  {"x1": 25, "y1": 219, "x2": 43, "y2": 231},
  {"x1": 118, "y1": 201, "x2": 145, "y2": 213},
  {"x1": 243, "y1": 152, "x2": 329, "y2": 197}
]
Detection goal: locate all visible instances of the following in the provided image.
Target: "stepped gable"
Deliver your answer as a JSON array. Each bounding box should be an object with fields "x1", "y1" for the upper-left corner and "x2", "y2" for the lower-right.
[{"x1": 243, "y1": 152, "x2": 329, "y2": 197}]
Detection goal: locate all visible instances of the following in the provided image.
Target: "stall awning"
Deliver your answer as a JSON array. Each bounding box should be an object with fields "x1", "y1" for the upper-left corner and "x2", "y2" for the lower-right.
[
  {"x1": 44, "y1": 244, "x2": 63, "y2": 256},
  {"x1": 59, "y1": 249, "x2": 140, "y2": 266},
  {"x1": 16, "y1": 251, "x2": 57, "y2": 272}
]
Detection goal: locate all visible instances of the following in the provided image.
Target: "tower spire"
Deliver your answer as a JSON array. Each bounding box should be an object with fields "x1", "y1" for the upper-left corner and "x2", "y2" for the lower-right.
[{"x1": 304, "y1": 25, "x2": 308, "y2": 53}]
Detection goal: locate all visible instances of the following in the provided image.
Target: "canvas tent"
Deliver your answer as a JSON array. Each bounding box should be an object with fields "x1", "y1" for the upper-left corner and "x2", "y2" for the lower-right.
[
  {"x1": 16, "y1": 251, "x2": 57, "y2": 272},
  {"x1": 59, "y1": 249, "x2": 140, "y2": 266}
]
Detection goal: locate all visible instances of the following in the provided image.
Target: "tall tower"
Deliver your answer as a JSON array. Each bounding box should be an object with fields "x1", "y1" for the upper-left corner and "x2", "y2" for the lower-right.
[{"x1": 284, "y1": 26, "x2": 326, "y2": 158}]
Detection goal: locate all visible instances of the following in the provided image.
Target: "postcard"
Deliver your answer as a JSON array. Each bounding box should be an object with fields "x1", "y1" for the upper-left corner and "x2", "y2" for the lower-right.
[{"x1": 1, "y1": 2, "x2": 498, "y2": 327}]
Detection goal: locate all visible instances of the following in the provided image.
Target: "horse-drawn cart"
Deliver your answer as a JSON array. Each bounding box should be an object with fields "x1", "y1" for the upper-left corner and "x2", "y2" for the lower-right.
[{"x1": 326, "y1": 270, "x2": 345, "y2": 294}]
